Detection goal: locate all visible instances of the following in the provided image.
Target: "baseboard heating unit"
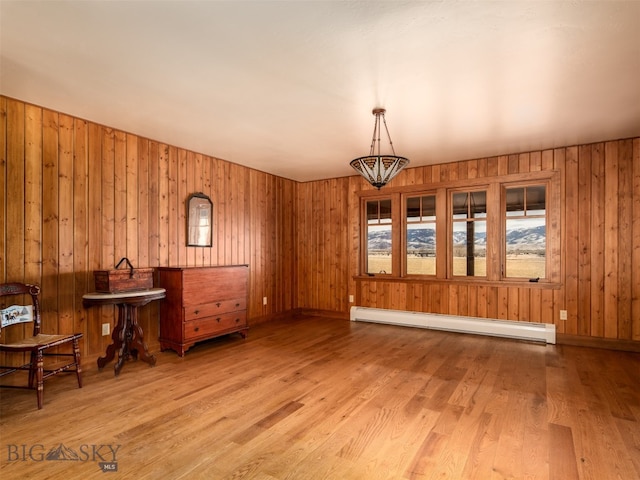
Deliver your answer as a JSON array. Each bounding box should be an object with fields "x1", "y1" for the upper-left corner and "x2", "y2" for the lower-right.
[{"x1": 350, "y1": 306, "x2": 556, "y2": 344}]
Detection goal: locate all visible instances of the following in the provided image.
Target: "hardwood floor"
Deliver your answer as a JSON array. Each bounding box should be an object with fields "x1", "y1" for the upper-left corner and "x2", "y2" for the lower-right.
[{"x1": 1, "y1": 315, "x2": 639, "y2": 479}]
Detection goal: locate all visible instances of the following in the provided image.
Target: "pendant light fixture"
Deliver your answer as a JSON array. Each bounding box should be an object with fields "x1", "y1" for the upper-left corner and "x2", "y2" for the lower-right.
[{"x1": 350, "y1": 108, "x2": 409, "y2": 189}]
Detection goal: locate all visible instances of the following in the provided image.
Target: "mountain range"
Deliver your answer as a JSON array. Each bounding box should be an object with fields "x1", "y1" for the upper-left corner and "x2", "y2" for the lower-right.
[{"x1": 368, "y1": 225, "x2": 545, "y2": 253}]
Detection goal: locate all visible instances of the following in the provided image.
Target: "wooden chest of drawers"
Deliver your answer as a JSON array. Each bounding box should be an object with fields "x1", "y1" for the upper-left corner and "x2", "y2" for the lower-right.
[{"x1": 157, "y1": 265, "x2": 248, "y2": 356}]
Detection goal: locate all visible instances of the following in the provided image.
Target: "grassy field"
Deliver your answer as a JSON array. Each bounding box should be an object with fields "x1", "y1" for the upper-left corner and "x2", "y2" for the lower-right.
[{"x1": 368, "y1": 255, "x2": 545, "y2": 277}]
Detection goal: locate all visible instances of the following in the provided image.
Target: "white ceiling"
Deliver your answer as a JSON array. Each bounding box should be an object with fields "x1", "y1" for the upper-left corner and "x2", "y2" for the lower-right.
[{"x1": 2, "y1": 1, "x2": 639, "y2": 182}]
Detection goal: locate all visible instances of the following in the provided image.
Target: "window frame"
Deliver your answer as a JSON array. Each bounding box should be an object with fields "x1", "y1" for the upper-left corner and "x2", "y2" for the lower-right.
[
  {"x1": 357, "y1": 170, "x2": 561, "y2": 286},
  {"x1": 404, "y1": 192, "x2": 439, "y2": 277}
]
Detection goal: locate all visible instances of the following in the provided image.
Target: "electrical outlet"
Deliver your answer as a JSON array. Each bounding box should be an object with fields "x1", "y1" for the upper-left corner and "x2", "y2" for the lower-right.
[
  {"x1": 102, "y1": 323, "x2": 110, "y2": 336},
  {"x1": 559, "y1": 310, "x2": 568, "y2": 321},
  {"x1": 349, "y1": 295, "x2": 354, "y2": 303},
  {"x1": 263, "y1": 296, "x2": 267, "y2": 306}
]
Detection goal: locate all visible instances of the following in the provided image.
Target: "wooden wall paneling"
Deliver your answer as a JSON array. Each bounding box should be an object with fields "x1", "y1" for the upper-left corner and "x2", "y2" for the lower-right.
[
  {"x1": 330, "y1": 179, "x2": 340, "y2": 310},
  {"x1": 477, "y1": 285, "x2": 488, "y2": 318},
  {"x1": 3, "y1": 100, "x2": 26, "y2": 357},
  {"x1": 126, "y1": 134, "x2": 139, "y2": 266},
  {"x1": 405, "y1": 282, "x2": 417, "y2": 312},
  {"x1": 285, "y1": 178, "x2": 296, "y2": 312},
  {"x1": 497, "y1": 286, "x2": 508, "y2": 319},
  {"x1": 449, "y1": 284, "x2": 460, "y2": 315},
  {"x1": 417, "y1": 282, "x2": 428, "y2": 312},
  {"x1": 113, "y1": 131, "x2": 127, "y2": 263},
  {"x1": 553, "y1": 147, "x2": 566, "y2": 334},
  {"x1": 348, "y1": 176, "x2": 360, "y2": 306},
  {"x1": 259, "y1": 170, "x2": 268, "y2": 314},
  {"x1": 603, "y1": 141, "x2": 619, "y2": 338},
  {"x1": 339, "y1": 178, "x2": 349, "y2": 312},
  {"x1": 268, "y1": 174, "x2": 278, "y2": 314},
  {"x1": 497, "y1": 155, "x2": 509, "y2": 176},
  {"x1": 541, "y1": 149, "x2": 554, "y2": 171},
  {"x1": 530, "y1": 151, "x2": 542, "y2": 172},
  {"x1": 177, "y1": 148, "x2": 188, "y2": 266},
  {"x1": 486, "y1": 157, "x2": 498, "y2": 177},
  {"x1": 462, "y1": 284, "x2": 473, "y2": 316},
  {"x1": 541, "y1": 288, "x2": 554, "y2": 324},
  {"x1": 24, "y1": 104, "x2": 42, "y2": 285},
  {"x1": 0, "y1": 97, "x2": 6, "y2": 282},
  {"x1": 313, "y1": 180, "x2": 323, "y2": 309},
  {"x1": 147, "y1": 141, "x2": 160, "y2": 267},
  {"x1": 222, "y1": 162, "x2": 232, "y2": 266},
  {"x1": 329, "y1": 178, "x2": 341, "y2": 310},
  {"x1": 100, "y1": 127, "x2": 116, "y2": 346},
  {"x1": 167, "y1": 146, "x2": 179, "y2": 266},
  {"x1": 477, "y1": 158, "x2": 488, "y2": 178},
  {"x1": 237, "y1": 162, "x2": 246, "y2": 268},
  {"x1": 518, "y1": 287, "x2": 530, "y2": 322},
  {"x1": 293, "y1": 179, "x2": 302, "y2": 310},
  {"x1": 58, "y1": 113, "x2": 74, "y2": 336},
  {"x1": 589, "y1": 143, "x2": 606, "y2": 337},
  {"x1": 86, "y1": 123, "x2": 102, "y2": 353},
  {"x1": 617, "y1": 139, "x2": 633, "y2": 340},
  {"x1": 218, "y1": 162, "x2": 230, "y2": 266},
  {"x1": 5, "y1": 99, "x2": 25, "y2": 284},
  {"x1": 250, "y1": 169, "x2": 262, "y2": 316},
  {"x1": 41, "y1": 109, "x2": 59, "y2": 334},
  {"x1": 508, "y1": 287, "x2": 519, "y2": 320},
  {"x1": 157, "y1": 144, "x2": 170, "y2": 267},
  {"x1": 137, "y1": 137, "x2": 152, "y2": 338},
  {"x1": 228, "y1": 162, "x2": 238, "y2": 266},
  {"x1": 632, "y1": 138, "x2": 640, "y2": 341},
  {"x1": 564, "y1": 146, "x2": 579, "y2": 335},
  {"x1": 137, "y1": 138, "x2": 150, "y2": 268},
  {"x1": 467, "y1": 158, "x2": 478, "y2": 179},
  {"x1": 185, "y1": 150, "x2": 196, "y2": 267},
  {"x1": 553, "y1": 287, "x2": 566, "y2": 334},
  {"x1": 202, "y1": 154, "x2": 213, "y2": 267},
  {"x1": 530, "y1": 288, "x2": 541, "y2": 323},
  {"x1": 486, "y1": 285, "x2": 498, "y2": 319},
  {"x1": 508, "y1": 154, "x2": 520, "y2": 174},
  {"x1": 73, "y1": 117, "x2": 89, "y2": 351},
  {"x1": 518, "y1": 152, "x2": 530, "y2": 173}
]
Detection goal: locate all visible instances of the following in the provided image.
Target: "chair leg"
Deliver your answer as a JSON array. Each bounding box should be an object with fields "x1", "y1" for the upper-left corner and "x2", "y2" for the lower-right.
[
  {"x1": 73, "y1": 338, "x2": 83, "y2": 388},
  {"x1": 28, "y1": 351, "x2": 37, "y2": 388},
  {"x1": 35, "y1": 350, "x2": 44, "y2": 410}
]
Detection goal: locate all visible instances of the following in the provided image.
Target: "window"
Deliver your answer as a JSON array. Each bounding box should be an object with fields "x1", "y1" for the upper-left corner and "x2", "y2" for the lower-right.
[
  {"x1": 406, "y1": 195, "x2": 436, "y2": 275},
  {"x1": 358, "y1": 171, "x2": 558, "y2": 283},
  {"x1": 504, "y1": 185, "x2": 546, "y2": 279},
  {"x1": 451, "y1": 190, "x2": 487, "y2": 277},
  {"x1": 366, "y1": 199, "x2": 392, "y2": 274}
]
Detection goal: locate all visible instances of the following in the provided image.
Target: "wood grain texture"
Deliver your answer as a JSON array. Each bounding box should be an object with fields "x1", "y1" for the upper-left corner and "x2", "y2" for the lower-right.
[
  {"x1": 1, "y1": 97, "x2": 296, "y2": 359},
  {"x1": 297, "y1": 136, "x2": 639, "y2": 346},
  {"x1": 1, "y1": 95, "x2": 639, "y2": 358},
  {"x1": 1, "y1": 315, "x2": 638, "y2": 479}
]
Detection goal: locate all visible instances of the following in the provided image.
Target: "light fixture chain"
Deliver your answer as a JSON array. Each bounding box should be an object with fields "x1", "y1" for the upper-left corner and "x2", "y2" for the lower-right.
[{"x1": 381, "y1": 113, "x2": 397, "y2": 156}]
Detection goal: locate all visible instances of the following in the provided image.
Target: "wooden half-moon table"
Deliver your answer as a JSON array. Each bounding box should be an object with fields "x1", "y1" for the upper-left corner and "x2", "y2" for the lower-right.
[{"x1": 82, "y1": 288, "x2": 166, "y2": 376}]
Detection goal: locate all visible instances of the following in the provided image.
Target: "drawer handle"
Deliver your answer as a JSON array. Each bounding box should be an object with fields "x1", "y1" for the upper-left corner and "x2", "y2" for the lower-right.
[
  {"x1": 216, "y1": 302, "x2": 221, "y2": 307},
  {"x1": 194, "y1": 309, "x2": 199, "y2": 315},
  {"x1": 194, "y1": 327, "x2": 200, "y2": 332},
  {"x1": 235, "y1": 318, "x2": 240, "y2": 323},
  {"x1": 235, "y1": 303, "x2": 240, "y2": 307},
  {"x1": 216, "y1": 317, "x2": 221, "y2": 322}
]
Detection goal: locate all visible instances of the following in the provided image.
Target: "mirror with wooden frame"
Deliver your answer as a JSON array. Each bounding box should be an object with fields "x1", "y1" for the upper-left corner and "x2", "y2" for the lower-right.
[{"x1": 187, "y1": 193, "x2": 213, "y2": 247}]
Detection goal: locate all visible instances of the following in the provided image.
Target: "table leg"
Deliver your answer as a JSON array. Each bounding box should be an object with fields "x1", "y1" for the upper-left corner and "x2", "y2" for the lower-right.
[
  {"x1": 114, "y1": 304, "x2": 134, "y2": 376},
  {"x1": 97, "y1": 304, "x2": 125, "y2": 370},
  {"x1": 129, "y1": 306, "x2": 157, "y2": 367}
]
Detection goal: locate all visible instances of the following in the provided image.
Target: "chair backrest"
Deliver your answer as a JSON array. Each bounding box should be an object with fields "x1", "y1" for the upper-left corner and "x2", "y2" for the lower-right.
[{"x1": 0, "y1": 283, "x2": 41, "y2": 336}]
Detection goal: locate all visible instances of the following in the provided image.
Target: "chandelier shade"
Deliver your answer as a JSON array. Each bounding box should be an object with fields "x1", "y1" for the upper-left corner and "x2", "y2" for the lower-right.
[{"x1": 350, "y1": 108, "x2": 409, "y2": 189}]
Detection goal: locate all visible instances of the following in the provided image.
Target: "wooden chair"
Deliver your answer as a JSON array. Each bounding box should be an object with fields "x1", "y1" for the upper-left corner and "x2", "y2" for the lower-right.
[{"x1": 0, "y1": 282, "x2": 83, "y2": 409}]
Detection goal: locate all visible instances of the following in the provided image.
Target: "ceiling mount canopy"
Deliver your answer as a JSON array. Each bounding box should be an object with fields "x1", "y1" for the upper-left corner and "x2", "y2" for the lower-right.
[{"x1": 350, "y1": 108, "x2": 410, "y2": 189}]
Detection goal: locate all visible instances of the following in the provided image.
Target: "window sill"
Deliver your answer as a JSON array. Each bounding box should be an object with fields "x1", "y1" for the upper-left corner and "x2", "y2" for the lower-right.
[{"x1": 353, "y1": 275, "x2": 562, "y2": 289}]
